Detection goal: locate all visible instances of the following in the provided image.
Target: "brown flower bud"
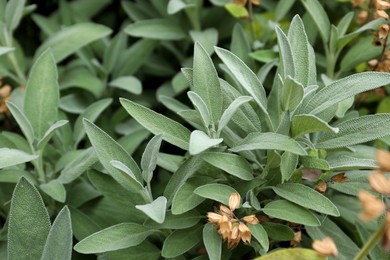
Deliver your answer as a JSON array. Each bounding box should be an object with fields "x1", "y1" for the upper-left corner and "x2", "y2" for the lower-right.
[
  {"x1": 291, "y1": 231, "x2": 302, "y2": 247},
  {"x1": 207, "y1": 212, "x2": 223, "y2": 224},
  {"x1": 375, "y1": 0, "x2": 390, "y2": 10},
  {"x1": 238, "y1": 223, "x2": 251, "y2": 244},
  {"x1": 241, "y1": 214, "x2": 259, "y2": 224},
  {"x1": 315, "y1": 181, "x2": 327, "y2": 194},
  {"x1": 312, "y1": 237, "x2": 338, "y2": 257},
  {"x1": 379, "y1": 24, "x2": 390, "y2": 39},
  {"x1": 377, "y1": 150, "x2": 390, "y2": 171},
  {"x1": 357, "y1": 10, "x2": 368, "y2": 24},
  {"x1": 368, "y1": 171, "x2": 390, "y2": 195},
  {"x1": 375, "y1": 10, "x2": 390, "y2": 20},
  {"x1": 219, "y1": 205, "x2": 233, "y2": 217},
  {"x1": 229, "y1": 192, "x2": 241, "y2": 211},
  {"x1": 358, "y1": 190, "x2": 386, "y2": 221}
]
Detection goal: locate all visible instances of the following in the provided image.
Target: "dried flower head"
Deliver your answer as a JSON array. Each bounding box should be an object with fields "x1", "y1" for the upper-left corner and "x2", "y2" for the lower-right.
[
  {"x1": 312, "y1": 237, "x2": 338, "y2": 257},
  {"x1": 376, "y1": 9, "x2": 390, "y2": 19},
  {"x1": 207, "y1": 192, "x2": 259, "y2": 249},
  {"x1": 375, "y1": 0, "x2": 390, "y2": 10},
  {"x1": 377, "y1": 150, "x2": 390, "y2": 171},
  {"x1": 358, "y1": 190, "x2": 386, "y2": 221},
  {"x1": 0, "y1": 84, "x2": 11, "y2": 113},
  {"x1": 315, "y1": 181, "x2": 327, "y2": 194},
  {"x1": 368, "y1": 171, "x2": 390, "y2": 195},
  {"x1": 357, "y1": 10, "x2": 369, "y2": 24},
  {"x1": 379, "y1": 24, "x2": 390, "y2": 39},
  {"x1": 291, "y1": 231, "x2": 302, "y2": 247}
]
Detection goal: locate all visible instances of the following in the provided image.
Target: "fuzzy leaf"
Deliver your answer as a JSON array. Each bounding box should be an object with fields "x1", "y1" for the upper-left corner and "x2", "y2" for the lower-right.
[
  {"x1": 301, "y1": 0, "x2": 330, "y2": 42},
  {"x1": 6, "y1": 101, "x2": 34, "y2": 144},
  {"x1": 24, "y1": 49, "x2": 59, "y2": 140},
  {"x1": 273, "y1": 183, "x2": 340, "y2": 216},
  {"x1": 194, "y1": 183, "x2": 238, "y2": 205},
  {"x1": 109, "y1": 76, "x2": 142, "y2": 95},
  {"x1": 141, "y1": 134, "x2": 163, "y2": 183},
  {"x1": 280, "y1": 152, "x2": 298, "y2": 182},
  {"x1": 41, "y1": 207, "x2": 72, "y2": 260},
  {"x1": 263, "y1": 200, "x2": 320, "y2": 226},
  {"x1": 120, "y1": 98, "x2": 191, "y2": 150},
  {"x1": 162, "y1": 226, "x2": 203, "y2": 258},
  {"x1": 218, "y1": 96, "x2": 253, "y2": 132},
  {"x1": 40, "y1": 180, "x2": 66, "y2": 203},
  {"x1": 0, "y1": 148, "x2": 38, "y2": 169},
  {"x1": 8, "y1": 178, "x2": 51, "y2": 260},
  {"x1": 281, "y1": 76, "x2": 304, "y2": 111},
  {"x1": 187, "y1": 91, "x2": 211, "y2": 129},
  {"x1": 136, "y1": 196, "x2": 167, "y2": 224},
  {"x1": 189, "y1": 130, "x2": 223, "y2": 155},
  {"x1": 124, "y1": 19, "x2": 186, "y2": 40},
  {"x1": 203, "y1": 224, "x2": 222, "y2": 260},
  {"x1": 35, "y1": 23, "x2": 112, "y2": 62},
  {"x1": 74, "y1": 223, "x2": 155, "y2": 254},
  {"x1": 291, "y1": 114, "x2": 339, "y2": 138},
  {"x1": 248, "y1": 224, "x2": 269, "y2": 251},
  {"x1": 231, "y1": 132, "x2": 307, "y2": 155}
]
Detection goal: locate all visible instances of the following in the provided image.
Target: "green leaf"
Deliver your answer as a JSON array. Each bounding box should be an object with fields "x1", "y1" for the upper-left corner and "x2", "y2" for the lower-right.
[
  {"x1": 162, "y1": 225, "x2": 203, "y2": 258},
  {"x1": 301, "y1": 0, "x2": 330, "y2": 42},
  {"x1": 263, "y1": 200, "x2": 320, "y2": 226},
  {"x1": 171, "y1": 177, "x2": 209, "y2": 214},
  {"x1": 167, "y1": 0, "x2": 195, "y2": 14},
  {"x1": 0, "y1": 46, "x2": 15, "y2": 57},
  {"x1": 24, "y1": 49, "x2": 59, "y2": 140},
  {"x1": 35, "y1": 23, "x2": 112, "y2": 63},
  {"x1": 136, "y1": 196, "x2": 167, "y2": 224},
  {"x1": 83, "y1": 119, "x2": 143, "y2": 191},
  {"x1": 231, "y1": 23, "x2": 254, "y2": 68},
  {"x1": 8, "y1": 178, "x2": 51, "y2": 260},
  {"x1": 203, "y1": 224, "x2": 222, "y2": 260},
  {"x1": 275, "y1": 26, "x2": 295, "y2": 79},
  {"x1": 141, "y1": 135, "x2": 163, "y2": 183},
  {"x1": 261, "y1": 222, "x2": 294, "y2": 241},
  {"x1": 40, "y1": 180, "x2": 66, "y2": 203},
  {"x1": 218, "y1": 96, "x2": 253, "y2": 132},
  {"x1": 194, "y1": 183, "x2": 238, "y2": 205},
  {"x1": 58, "y1": 148, "x2": 97, "y2": 184},
  {"x1": 5, "y1": 101, "x2": 34, "y2": 144},
  {"x1": 41, "y1": 207, "x2": 72, "y2": 260},
  {"x1": 316, "y1": 114, "x2": 390, "y2": 149},
  {"x1": 273, "y1": 183, "x2": 340, "y2": 216},
  {"x1": 124, "y1": 19, "x2": 186, "y2": 40},
  {"x1": 5, "y1": 0, "x2": 26, "y2": 31},
  {"x1": 249, "y1": 50, "x2": 277, "y2": 63},
  {"x1": 215, "y1": 47, "x2": 268, "y2": 115},
  {"x1": 189, "y1": 130, "x2": 223, "y2": 155},
  {"x1": 193, "y1": 42, "x2": 222, "y2": 124},
  {"x1": 73, "y1": 98, "x2": 112, "y2": 147},
  {"x1": 248, "y1": 224, "x2": 269, "y2": 251},
  {"x1": 281, "y1": 76, "x2": 304, "y2": 111},
  {"x1": 144, "y1": 210, "x2": 201, "y2": 229},
  {"x1": 337, "y1": 12, "x2": 354, "y2": 37},
  {"x1": 164, "y1": 156, "x2": 203, "y2": 204},
  {"x1": 254, "y1": 248, "x2": 325, "y2": 260},
  {"x1": 224, "y1": 3, "x2": 248, "y2": 18},
  {"x1": 190, "y1": 28, "x2": 218, "y2": 55},
  {"x1": 0, "y1": 148, "x2": 38, "y2": 169},
  {"x1": 101, "y1": 241, "x2": 160, "y2": 260},
  {"x1": 230, "y1": 132, "x2": 307, "y2": 155},
  {"x1": 120, "y1": 98, "x2": 191, "y2": 150},
  {"x1": 280, "y1": 152, "x2": 298, "y2": 182},
  {"x1": 303, "y1": 72, "x2": 390, "y2": 116},
  {"x1": 103, "y1": 32, "x2": 127, "y2": 73},
  {"x1": 74, "y1": 223, "x2": 155, "y2": 254},
  {"x1": 187, "y1": 91, "x2": 211, "y2": 129},
  {"x1": 202, "y1": 152, "x2": 253, "y2": 180},
  {"x1": 37, "y1": 120, "x2": 68, "y2": 150},
  {"x1": 275, "y1": 0, "x2": 296, "y2": 22},
  {"x1": 288, "y1": 15, "x2": 309, "y2": 86},
  {"x1": 60, "y1": 67, "x2": 104, "y2": 98},
  {"x1": 109, "y1": 76, "x2": 142, "y2": 95},
  {"x1": 291, "y1": 114, "x2": 339, "y2": 138}
]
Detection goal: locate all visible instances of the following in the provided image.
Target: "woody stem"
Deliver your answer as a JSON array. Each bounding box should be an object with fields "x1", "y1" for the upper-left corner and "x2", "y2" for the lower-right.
[{"x1": 353, "y1": 220, "x2": 385, "y2": 260}]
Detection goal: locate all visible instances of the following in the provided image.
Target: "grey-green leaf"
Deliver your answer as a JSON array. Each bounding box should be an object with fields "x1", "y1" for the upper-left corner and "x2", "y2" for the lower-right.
[
  {"x1": 109, "y1": 76, "x2": 142, "y2": 95},
  {"x1": 6, "y1": 101, "x2": 34, "y2": 144},
  {"x1": 162, "y1": 225, "x2": 203, "y2": 258},
  {"x1": 187, "y1": 91, "x2": 211, "y2": 129},
  {"x1": 0, "y1": 148, "x2": 38, "y2": 169},
  {"x1": 316, "y1": 114, "x2": 390, "y2": 149},
  {"x1": 280, "y1": 152, "x2": 298, "y2": 182},
  {"x1": 281, "y1": 76, "x2": 304, "y2": 112},
  {"x1": 136, "y1": 196, "x2": 167, "y2": 224},
  {"x1": 8, "y1": 178, "x2": 51, "y2": 260},
  {"x1": 35, "y1": 23, "x2": 112, "y2": 63},
  {"x1": 73, "y1": 98, "x2": 112, "y2": 147},
  {"x1": 215, "y1": 47, "x2": 268, "y2": 114},
  {"x1": 37, "y1": 120, "x2": 68, "y2": 150},
  {"x1": 83, "y1": 119, "x2": 142, "y2": 191},
  {"x1": 248, "y1": 224, "x2": 269, "y2": 251},
  {"x1": 202, "y1": 152, "x2": 253, "y2": 180},
  {"x1": 120, "y1": 98, "x2": 191, "y2": 150},
  {"x1": 291, "y1": 114, "x2": 339, "y2": 138},
  {"x1": 124, "y1": 19, "x2": 186, "y2": 40},
  {"x1": 263, "y1": 200, "x2": 320, "y2": 226},
  {"x1": 141, "y1": 134, "x2": 163, "y2": 183},
  {"x1": 40, "y1": 180, "x2": 66, "y2": 203},
  {"x1": 74, "y1": 223, "x2": 155, "y2": 254},
  {"x1": 230, "y1": 132, "x2": 307, "y2": 155},
  {"x1": 301, "y1": 0, "x2": 330, "y2": 42},
  {"x1": 218, "y1": 96, "x2": 253, "y2": 132},
  {"x1": 5, "y1": 0, "x2": 26, "y2": 31},
  {"x1": 24, "y1": 49, "x2": 59, "y2": 140},
  {"x1": 193, "y1": 42, "x2": 222, "y2": 124},
  {"x1": 303, "y1": 72, "x2": 390, "y2": 116},
  {"x1": 41, "y1": 206, "x2": 72, "y2": 260},
  {"x1": 272, "y1": 183, "x2": 340, "y2": 216},
  {"x1": 190, "y1": 28, "x2": 218, "y2": 55},
  {"x1": 203, "y1": 224, "x2": 222, "y2": 260},
  {"x1": 194, "y1": 183, "x2": 238, "y2": 205},
  {"x1": 189, "y1": 130, "x2": 223, "y2": 155}
]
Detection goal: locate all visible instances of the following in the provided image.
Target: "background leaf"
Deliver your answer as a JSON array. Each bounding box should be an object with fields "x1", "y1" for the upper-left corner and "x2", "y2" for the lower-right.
[
  {"x1": 0, "y1": 148, "x2": 38, "y2": 168},
  {"x1": 203, "y1": 224, "x2": 222, "y2": 260},
  {"x1": 124, "y1": 19, "x2": 186, "y2": 40},
  {"x1": 194, "y1": 183, "x2": 238, "y2": 205}
]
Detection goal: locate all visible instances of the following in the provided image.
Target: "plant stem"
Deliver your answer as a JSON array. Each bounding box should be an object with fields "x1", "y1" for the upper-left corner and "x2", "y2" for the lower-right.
[
  {"x1": 247, "y1": 0, "x2": 255, "y2": 40},
  {"x1": 354, "y1": 220, "x2": 385, "y2": 260}
]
